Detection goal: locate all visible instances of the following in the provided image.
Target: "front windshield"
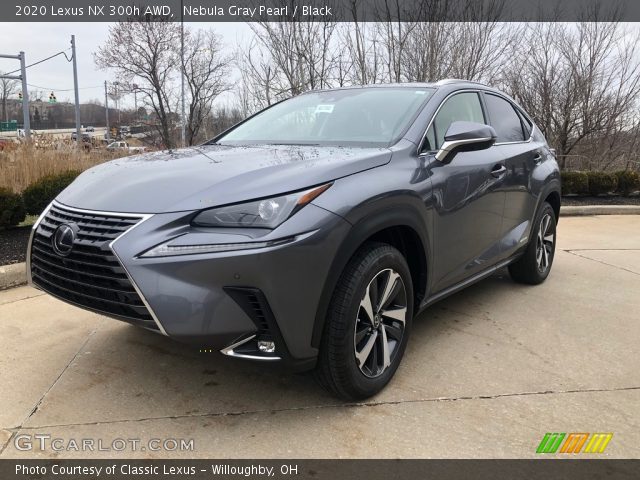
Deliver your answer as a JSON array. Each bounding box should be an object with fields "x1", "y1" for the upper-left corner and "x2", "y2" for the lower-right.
[{"x1": 217, "y1": 87, "x2": 434, "y2": 148}]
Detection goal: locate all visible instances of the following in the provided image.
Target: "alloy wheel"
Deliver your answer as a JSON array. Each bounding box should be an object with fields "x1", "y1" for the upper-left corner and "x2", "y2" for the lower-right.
[
  {"x1": 354, "y1": 268, "x2": 407, "y2": 378},
  {"x1": 536, "y1": 213, "x2": 554, "y2": 272}
]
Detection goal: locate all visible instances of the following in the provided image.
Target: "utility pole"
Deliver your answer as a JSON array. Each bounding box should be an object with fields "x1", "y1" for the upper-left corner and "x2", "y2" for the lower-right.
[
  {"x1": 0, "y1": 53, "x2": 29, "y2": 139},
  {"x1": 71, "y1": 35, "x2": 81, "y2": 147},
  {"x1": 180, "y1": 0, "x2": 186, "y2": 147},
  {"x1": 18, "y1": 52, "x2": 30, "y2": 140},
  {"x1": 132, "y1": 84, "x2": 138, "y2": 124},
  {"x1": 104, "y1": 80, "x2": 110, "y2": 142},
  {"x1": 114, "y1": 81, "x2": 121, "y2": 124}
]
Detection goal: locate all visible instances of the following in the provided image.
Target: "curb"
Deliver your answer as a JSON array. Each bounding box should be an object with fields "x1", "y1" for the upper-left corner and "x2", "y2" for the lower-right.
[
  {"x1": 560, "y1": 205, "x2": 640, "y2": 216},
  {"x1": 0, "y1": 262, "x2": 27, "y2": 291}
]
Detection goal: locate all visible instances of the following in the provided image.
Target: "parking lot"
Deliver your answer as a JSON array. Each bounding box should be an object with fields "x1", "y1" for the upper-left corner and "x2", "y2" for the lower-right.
[{"x1": 1, "y1": 215, "x2": 639, "y2": 458}]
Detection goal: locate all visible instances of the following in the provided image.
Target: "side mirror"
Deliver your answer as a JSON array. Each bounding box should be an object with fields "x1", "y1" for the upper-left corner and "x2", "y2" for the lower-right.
[{"x1": 435, "y1": 121, "x2": 497, "y2": 162}]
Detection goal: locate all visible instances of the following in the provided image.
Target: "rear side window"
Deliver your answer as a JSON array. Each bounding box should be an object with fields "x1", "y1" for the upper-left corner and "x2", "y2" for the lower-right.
[
  {"x1": 517, "y1": 109, "x2": 533, "y2": 139},
  {"x1": 422, "y1": 92, "x2": 484, "y2": 151},
  {"x1": 484, "y1": 94, "x2": 525, "y2": 143}
]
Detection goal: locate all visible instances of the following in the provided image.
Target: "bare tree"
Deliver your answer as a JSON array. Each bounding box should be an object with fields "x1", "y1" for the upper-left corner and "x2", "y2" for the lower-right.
[
  {"x1": 446, "y1": 21, "x2": 518, "y2": 82},
  {"x1": 206, "y1": 105, "x2": 244, "y2": 137},
  {"x1": 243, "y1": 0, "x2": 339, "y2": 100},
  {"x1": 372, "y1": 0, "x2": 513, "y2": 84},
  {"x1": 182, "y1": 29, "x2": 230, "y2": 145},
  {"x1": 95, "y1": 18, "x2": 181, "y2": 148},
  {"x1": 373, "y1": 0, "x2": 419, "y2": 83},
  {"x1": 503, "y1": 20, "x2": 640, "y2": 168},
  {"x1": 235, "y1": 40, "x2": 279, "y2": 115},
  {"x1": 337, "y1": 0, "x2": 383, "y2": 85},
  {"x1": 1, "y1": 75, "x2": 18, "y2": 122}
]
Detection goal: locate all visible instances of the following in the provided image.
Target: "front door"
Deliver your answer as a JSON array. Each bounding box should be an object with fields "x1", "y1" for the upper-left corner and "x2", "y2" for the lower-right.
[{"x1": 421, "y1": 91, "x2": 506, "y2": 293}]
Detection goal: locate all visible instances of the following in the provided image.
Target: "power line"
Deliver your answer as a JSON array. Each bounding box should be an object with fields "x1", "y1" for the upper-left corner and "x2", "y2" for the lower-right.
[
  {"x1": 26, "y1": 83, "x2": 103, "y2": 92},
  {"x1": 3, "y1": 49, "x2": 72, "y2": 76}
]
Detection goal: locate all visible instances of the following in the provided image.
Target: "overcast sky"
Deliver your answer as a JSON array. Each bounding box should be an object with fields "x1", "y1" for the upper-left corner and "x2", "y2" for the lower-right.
[
  {"x1": 0, "y1": 22, "x2": 250, "y2": 107},
  {"x1": 3, "y1": 22, "x2": 640, "y2": 110}
]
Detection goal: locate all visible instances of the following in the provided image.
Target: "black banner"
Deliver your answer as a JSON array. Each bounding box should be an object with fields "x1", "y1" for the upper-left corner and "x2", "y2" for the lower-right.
[
  {"x1": 1, "y1": 460, "x2": 640, "y2": 480},
  {"x1": 3, "y1": 0, "x2": 640, "y2": 22}
]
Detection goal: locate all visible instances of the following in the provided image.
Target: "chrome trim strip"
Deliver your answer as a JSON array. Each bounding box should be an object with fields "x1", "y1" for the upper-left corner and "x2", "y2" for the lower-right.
[
  {"x1": 26, "y1": 202, "x2": 53, "y2": 287},
  {"x1": 29, "y1": 282, "x2": 161, "y2": 335},
  {"x1": 423, "y1": 258, "x2": 514, "y2": 308},
  {"x1": 221, "y1": 335, "x2": 282, "y2": 361},
  {"x1": 435, "y1": 136, "x2": 493, "y2": 162},
  {"x1": 38, "y1": 201, "x2": 169, "y2": 336},
  {"x1": 109, "y1": 219, "x2": 169, "y2": 337},
  {"x1": 52, "y1": 200, "x2": 151, "y2": 218}
]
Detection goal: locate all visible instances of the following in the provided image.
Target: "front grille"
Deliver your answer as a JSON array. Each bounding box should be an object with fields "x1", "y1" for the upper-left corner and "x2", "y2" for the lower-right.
[{"x1": 30, "y1": 203, "x2": 158, "y2": 330}]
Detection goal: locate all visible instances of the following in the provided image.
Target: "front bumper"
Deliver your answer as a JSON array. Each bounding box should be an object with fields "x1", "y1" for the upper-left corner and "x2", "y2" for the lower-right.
[{"x1": 30, "y1": 201, "x2": 351, "y2": 368}]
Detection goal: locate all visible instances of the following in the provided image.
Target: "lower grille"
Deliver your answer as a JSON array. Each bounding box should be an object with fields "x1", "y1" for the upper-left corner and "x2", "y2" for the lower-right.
[
  {"x1": 224, "y1": 287, "x2": 273, "y2": 341},
  {"x1": 242, "y1": 291, "x2": 273, "y2": 341},
  {"x1": 30, "y1": 203, "x2": 158, "y2": 331}
]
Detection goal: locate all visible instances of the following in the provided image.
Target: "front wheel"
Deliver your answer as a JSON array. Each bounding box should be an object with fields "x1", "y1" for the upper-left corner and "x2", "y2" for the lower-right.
[
  {"x1": 315, "y1": 243, "x2": 413, "y2": 400},
  {"x1": 509, "y1": 202, "x2": 557, "y2": 285}
]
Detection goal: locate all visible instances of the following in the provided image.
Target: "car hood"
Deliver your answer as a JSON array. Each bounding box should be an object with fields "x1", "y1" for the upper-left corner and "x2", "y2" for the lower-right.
[{"x1": 57, "y1": 144, "x2": 392, "y2": 213}]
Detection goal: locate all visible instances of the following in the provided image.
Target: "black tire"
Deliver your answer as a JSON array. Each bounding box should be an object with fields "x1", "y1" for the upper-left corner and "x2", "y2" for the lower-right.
[
  {"x1": 508, "y1": 202, "x2": 557, "y2": 285},
  {"x1": 315, "y1": 242, "x2": 414, "y2": 400}
]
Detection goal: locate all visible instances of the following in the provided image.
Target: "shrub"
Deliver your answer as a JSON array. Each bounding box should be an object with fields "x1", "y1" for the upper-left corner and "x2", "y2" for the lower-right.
[
  {"x1": 614, "y1": 170, "x2": 640, "y2": 196},
  {"x1": 0, "y1": 187, "x2": 26, "y2": 227},
  {"x1": 586, "y1": 171, "x2": 618, "y2": 196},
  {"x1": 561, "y1": 171, "x2": 589, "y2": 195},
  {"x1": 22, "y1": 170, "x2": 81, "y2": 215}
]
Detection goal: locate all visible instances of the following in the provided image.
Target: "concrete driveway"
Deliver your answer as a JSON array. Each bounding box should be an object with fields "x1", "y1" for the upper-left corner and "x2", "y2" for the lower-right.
[{"x1": 1, "y1": 215, "x2": 639, "y2": 459}]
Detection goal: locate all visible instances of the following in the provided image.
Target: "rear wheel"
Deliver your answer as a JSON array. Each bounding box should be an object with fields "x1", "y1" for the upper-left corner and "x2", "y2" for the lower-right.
[
  {"x1": 509, "y1": 202, "x2": 557, "y2": 285},
  {"x1": 315, "y1": 243, "x2": 413, "y2": 400}
]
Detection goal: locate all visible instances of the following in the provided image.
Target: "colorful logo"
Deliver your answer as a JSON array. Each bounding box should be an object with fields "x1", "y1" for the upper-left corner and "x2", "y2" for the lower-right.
[{"x1": 536, "y1": 433, "x2": 613, "y2": 454}]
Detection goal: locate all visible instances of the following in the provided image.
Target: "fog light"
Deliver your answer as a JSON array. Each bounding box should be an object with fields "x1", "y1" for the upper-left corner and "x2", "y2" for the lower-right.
[{"x1": 257, "y1": 340, "x2": 275, "y2": 353}]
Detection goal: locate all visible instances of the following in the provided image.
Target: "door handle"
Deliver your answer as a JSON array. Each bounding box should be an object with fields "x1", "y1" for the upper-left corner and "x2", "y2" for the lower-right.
[
  {"x1": 533, "y1": 153, "x2": 543, "y2": 164},
  {"x1": 491, "y1": 165, "x2": 507, "y2": 178}
]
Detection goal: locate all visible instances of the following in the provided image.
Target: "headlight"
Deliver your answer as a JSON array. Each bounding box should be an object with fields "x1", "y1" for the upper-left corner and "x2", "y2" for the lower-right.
[
  {"x1": 140, "y1": 237, "x2": 296, "y2": 258},
  {"x1": 192, "y1": 183, "x2": 331, "y2": 229}
]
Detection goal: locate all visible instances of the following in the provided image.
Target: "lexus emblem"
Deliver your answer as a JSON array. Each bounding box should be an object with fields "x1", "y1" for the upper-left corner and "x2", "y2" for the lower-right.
[{"x1": 52, "y1": 224, "x2": 77, "y2": 256}]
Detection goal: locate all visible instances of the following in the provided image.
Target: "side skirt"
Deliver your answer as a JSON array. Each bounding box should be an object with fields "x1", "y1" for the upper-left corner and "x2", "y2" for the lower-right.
[{"x1": 418, "y1": 256, "x2": 518, "y2": 314}]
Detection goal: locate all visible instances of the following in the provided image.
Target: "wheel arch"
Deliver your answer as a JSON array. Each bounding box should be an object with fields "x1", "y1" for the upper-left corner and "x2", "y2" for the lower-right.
[
  {"x1": 544, "y1": 190, "x2": 561, "y2": 224},
  {"x1": 310, "y1": 205, "x2": 431, "y2": 349}
]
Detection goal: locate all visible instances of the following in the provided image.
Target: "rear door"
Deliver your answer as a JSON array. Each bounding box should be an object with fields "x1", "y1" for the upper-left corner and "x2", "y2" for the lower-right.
[
  {"x1": 481, "y1": 93, "x2": 543, "y2": 260},
  {"x1": 422, "y1": 91, "x2": 507, "y2": 293}
]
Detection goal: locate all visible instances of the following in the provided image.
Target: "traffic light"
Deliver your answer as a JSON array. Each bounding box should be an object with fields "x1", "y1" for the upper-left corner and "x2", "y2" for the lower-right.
[
  {"x1": 18, "y1": 91, "x2": 22, "y2": 100},
  {"x1": 48, "y1": 92, "x2": 57, "y2": 104}
]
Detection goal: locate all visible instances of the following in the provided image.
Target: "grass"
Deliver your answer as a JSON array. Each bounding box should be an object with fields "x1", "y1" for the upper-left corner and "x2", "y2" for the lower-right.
[
  {"x1": 0, "y1": 141, "x2": 125, "y2": 194},
  {"x1": 18, "y1": 215, "x2": 38, "y2": 228}
]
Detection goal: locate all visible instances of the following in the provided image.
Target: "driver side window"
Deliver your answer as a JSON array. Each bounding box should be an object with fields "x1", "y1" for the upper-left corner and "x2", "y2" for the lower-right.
[{"x1": 422, "y1": 92, "x2": 485, "y2": 152}]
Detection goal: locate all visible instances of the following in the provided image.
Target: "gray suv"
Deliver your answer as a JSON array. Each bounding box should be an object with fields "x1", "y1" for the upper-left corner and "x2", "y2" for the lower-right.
[{"x1": 27, "y1": 81, "x2": 560, "y2": 399}]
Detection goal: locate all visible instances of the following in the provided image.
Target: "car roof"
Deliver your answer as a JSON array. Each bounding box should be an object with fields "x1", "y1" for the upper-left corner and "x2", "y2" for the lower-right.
[
  {"x1": 303, "y1": 79, "x2": 494, "y2": 94},
  {"x1": 300, "y1": 80, "x2": 522, "y2": 115}
]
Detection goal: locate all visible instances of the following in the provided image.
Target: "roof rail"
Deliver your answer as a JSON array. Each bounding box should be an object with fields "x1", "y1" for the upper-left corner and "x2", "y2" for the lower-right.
[{"x1": 435, "y1": 78, "x2": 488, "y2": 87}]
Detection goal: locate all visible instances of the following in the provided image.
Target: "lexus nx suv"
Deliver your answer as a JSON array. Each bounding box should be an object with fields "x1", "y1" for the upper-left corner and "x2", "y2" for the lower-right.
[{"x1": 27, "y1": 80, "x2": 560, "y2": 399}]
